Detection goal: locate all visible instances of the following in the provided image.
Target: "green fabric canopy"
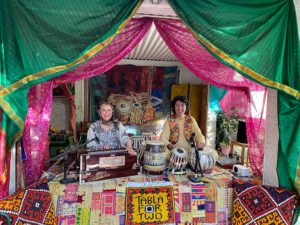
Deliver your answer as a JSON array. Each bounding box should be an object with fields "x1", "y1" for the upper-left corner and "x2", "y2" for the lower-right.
[
  {"x1": 0, "y1": 0, "x2": 142, "y2": 149},
  {"x1": 168, "y1": 0, "x2": 300, "y2": 193},
  {"x1": 1, "y1": 0, "x2": 299, "y2": 198}
]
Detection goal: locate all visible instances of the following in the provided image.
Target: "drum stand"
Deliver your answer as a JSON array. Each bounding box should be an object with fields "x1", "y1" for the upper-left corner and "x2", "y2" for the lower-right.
[
  {"x1": 167, "y1": 167, "x2": 188, "y2": 175},
  {"x1": 46, "y1": 146, "x2": 78, "y2": 184},
  {"x1": 188, "y1": 134, "x2": 204, "y2": 183}
]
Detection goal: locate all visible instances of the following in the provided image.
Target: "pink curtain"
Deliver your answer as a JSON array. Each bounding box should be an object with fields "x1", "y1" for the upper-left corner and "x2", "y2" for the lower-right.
[
  {"x1": 220, "y1": 90, "x2": 249, "y2": 118},
  {"x1": 220, "y1": 89, "x2": 267, "y2": 175},
  {"x1": 22, "y1": 18, "x2": 152, "y2": 185},
  {"x1": 154, "y1": 19, "x2": 266, "y2": 176},
  {"x1": 22, "y1": 81, "x2": 54, "y2": 185}
]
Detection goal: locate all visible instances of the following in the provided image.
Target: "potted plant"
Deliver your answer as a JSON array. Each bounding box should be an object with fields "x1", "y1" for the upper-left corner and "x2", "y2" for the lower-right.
[{"x1": 216, "y1": 108, "x2": 239, "y2": 155}]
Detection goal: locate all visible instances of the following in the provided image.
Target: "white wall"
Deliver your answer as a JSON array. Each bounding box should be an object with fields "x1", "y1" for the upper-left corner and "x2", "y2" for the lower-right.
[
  {"x1": 263, "y1": 89, "x2": 279, "y2": 186},
  {"x1": 178, "y1": 66, "x2": 203, "y2": 84},
  {"x1": 75, "y1": 80, "x2": 85, "y2": 123}
]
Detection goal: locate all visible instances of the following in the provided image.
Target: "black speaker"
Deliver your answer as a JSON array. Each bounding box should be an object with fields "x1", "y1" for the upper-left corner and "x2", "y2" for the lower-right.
[{"x1": 236, "y1": 120, "x2": 247, "y2": 143}]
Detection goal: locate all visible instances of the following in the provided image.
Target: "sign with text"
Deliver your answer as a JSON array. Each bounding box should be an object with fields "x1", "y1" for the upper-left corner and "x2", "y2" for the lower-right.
[{"x1": 125, "y1": 186, "x2": 175, "y2": 225}]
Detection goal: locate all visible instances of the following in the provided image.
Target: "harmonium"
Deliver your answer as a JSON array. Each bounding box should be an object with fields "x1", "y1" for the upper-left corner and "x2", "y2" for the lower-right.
[{"x1": 79, "y1": 149, "x2": 137, "y2": 184}]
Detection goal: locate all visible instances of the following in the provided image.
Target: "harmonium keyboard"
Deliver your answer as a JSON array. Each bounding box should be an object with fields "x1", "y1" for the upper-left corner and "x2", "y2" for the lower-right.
[{"x1": 79, "y1": 149, "x2": 137, "y2": 184}]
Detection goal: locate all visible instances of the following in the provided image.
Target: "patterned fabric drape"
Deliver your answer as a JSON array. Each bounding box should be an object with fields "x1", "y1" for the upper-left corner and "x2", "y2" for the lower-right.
[
  {"x1": 6, "y1": 1, "x2": 299, "y2": 195},
  {"x1": 154, "y1": 19, "x2": 266, "y2": 176},
  {"x1": 21, "y1": 18, "x2": 152, "y2": 186},
  {"x1": 22, "y1": 82, "x2": 54, "y2": 186}
]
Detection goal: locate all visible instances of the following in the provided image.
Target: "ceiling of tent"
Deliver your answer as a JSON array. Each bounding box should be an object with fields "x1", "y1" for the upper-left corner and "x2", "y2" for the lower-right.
[{"x1": 124, "y1": 0, "x2": 179, "y2": 62}]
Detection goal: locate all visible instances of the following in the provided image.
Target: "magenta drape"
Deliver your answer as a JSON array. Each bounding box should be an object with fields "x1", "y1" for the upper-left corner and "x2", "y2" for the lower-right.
[
  {"x1": 220, "y1": 90, "x2": 249, "y2": 118},
  {"x1": 22, "y1": 18, "x2": 152, "y2": 185},
  {"x1": 154, "y1": 19, "x2": 266, "y2": 176},
  {"x1": 220, "y1": 89, "x2": 267, "y2": 174},
  {"x1": 22, "y1": 17, "x2": 267, "y2": 186},
  {"x1": 22, "y1": 81, "x2": 54, "y2": 185}
]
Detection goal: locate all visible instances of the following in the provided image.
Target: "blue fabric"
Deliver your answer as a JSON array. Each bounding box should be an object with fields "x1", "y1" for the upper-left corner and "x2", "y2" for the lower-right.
[{"x1": 209, "y1": 85, "x2": 227, "y2": 112}]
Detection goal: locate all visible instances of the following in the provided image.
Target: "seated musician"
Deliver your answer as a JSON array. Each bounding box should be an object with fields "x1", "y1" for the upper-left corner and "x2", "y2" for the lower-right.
[
  {"x1": 160, "y1": 96, "x2": 218, "y2": 159},
  {"x1": 86, "y1": 101, "x2": 136, "y2": 155}
]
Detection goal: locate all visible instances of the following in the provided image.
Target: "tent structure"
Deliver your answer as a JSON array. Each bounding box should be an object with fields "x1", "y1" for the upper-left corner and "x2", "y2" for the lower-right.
[{"x1": 0, "y1": 0, "x2": 299, "y2": 201}]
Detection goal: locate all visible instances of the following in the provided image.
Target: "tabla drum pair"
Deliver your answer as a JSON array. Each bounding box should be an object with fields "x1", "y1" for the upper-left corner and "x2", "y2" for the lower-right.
[
  {"x1": 168, "y1": 148, "x2": 189, "y2": 175},
  {"x1": 142, "y1": 140, "x2": 167, "y2": 175},
  {"x1": 189, "y1": 147, "x2": 216, "y2": 174}
]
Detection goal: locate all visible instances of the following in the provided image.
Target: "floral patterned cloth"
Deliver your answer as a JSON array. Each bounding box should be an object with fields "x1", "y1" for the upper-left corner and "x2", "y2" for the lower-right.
[
  {"x1": 87, "y1": 120, "x2": 130, "y2": 150},
  {"x1": 168, "y1": 115, "x2": 193, "y2": 144}
]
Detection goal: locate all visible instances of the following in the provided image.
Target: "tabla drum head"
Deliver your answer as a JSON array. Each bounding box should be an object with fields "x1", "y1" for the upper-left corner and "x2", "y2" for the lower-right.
[
  {"x1": 116, "y1": 101, "x2": 130, "y2": 113},
  {"x1": 172, "y1": 148, "x2": 188, "y2": 157}
]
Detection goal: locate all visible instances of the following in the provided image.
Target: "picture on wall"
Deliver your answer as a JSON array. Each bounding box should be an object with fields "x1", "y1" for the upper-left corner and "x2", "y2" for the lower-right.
[{"x1": 89, "y1": 65, "x2": 178, "y2": 129}]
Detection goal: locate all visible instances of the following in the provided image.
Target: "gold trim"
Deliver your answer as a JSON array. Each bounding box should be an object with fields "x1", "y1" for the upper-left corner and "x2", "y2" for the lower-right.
[
  {"x1": 191, "y1": 30, "x2": 300, "y2": 100},
  {"x1": 0, "y1": 164, "x2": 7, "y2": 185},
  {"x1": 0, "y1": 99, "x2": 24, "y2": 129},
  {"x1": 0, "y1": 128, "x2": 6, "y2": 136},
  {"x1": 0, "y1": 128, "x2": 8, "y2": 185},
  {"x1": 0, "y1": 0, "x2": 143, "y2": 98}
]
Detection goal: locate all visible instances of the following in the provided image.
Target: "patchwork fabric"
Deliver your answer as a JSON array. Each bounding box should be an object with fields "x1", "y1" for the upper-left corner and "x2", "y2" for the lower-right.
[
  {"x1": 75, "y1": 207, "x2": 90, "y2": 225},
  {"x1": 91, "y1": 192, "x2": 101, "y2": 210},
  {"x1": 115, "y1": 193, "x2": 125, "y2": 215},
  {"x1": 125, "y1": 185, "x2": 175, "y2": 225},
  {"x1": 101, "y1": 190, "x2": 116, "y2": 215},
  {"x1": 191, "y1": 183, "x2": 206, "y2": 218},
  {"x1": 0, "y1": 180, "x2": 57, "y2": 225},
  {"x1": 217, "y1": 208, "x2": 228, "y2": 225},
  {"x1": 205, "y1": 200, "x2": 216, "y2": 223},
  {"x1": 48, "y1": 170, "x2": 233, "y2": 224},
  {"x1": 180, "y1": 193, "x2": 191, "y2": 212},
  {"x1": 232, "y1": 179, "x2": 298, "y2": 225}
]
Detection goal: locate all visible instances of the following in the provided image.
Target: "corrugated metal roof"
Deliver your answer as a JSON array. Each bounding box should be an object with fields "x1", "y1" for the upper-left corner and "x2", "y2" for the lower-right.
[
  {"x1": 124, "y1": 23, "x2": 178, "y2": 62},
  {"x1": 124, "y1": 0, "x2": 178, "y2": 62}
]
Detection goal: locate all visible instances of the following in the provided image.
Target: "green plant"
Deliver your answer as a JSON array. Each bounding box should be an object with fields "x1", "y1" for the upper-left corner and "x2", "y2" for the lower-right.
[{"x1": 216, "y1": 108, "x2": 239, "y2": 147}]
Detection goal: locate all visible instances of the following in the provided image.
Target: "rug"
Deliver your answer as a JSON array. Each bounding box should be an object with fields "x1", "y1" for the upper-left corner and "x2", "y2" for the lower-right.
[
  {"x1": 232, "y1": 179, "x2": 299, "y2": 225},
  {"x1": 0, "y1": 179, "x2": 57, "y2": 225},
  {"x1": 125, "y1": 185, "x2": 175, "y2": 225}
]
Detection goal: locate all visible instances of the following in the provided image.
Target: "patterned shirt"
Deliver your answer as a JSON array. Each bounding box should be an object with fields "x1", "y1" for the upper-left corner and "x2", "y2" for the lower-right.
[
  {"x1": 86, "y1": 120, "x2": 130, "y2": 150},
  {"x1": 160, "y1": 115, "x2": 205, "y2": 152}
]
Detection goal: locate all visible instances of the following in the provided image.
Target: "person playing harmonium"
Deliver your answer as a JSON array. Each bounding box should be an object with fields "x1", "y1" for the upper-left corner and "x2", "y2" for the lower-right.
[
  {"x1": 86, "y1": 101, "x2": 136, "y2": 155},
  {"x1": 160, "y1": 95, "x2": 218, "y2": 159}
]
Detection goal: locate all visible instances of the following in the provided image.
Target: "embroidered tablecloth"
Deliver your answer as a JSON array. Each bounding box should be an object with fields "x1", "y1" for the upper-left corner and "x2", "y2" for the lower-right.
[{"x1": 49, "y1": 166, "x2": 232, "y2": 225}]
